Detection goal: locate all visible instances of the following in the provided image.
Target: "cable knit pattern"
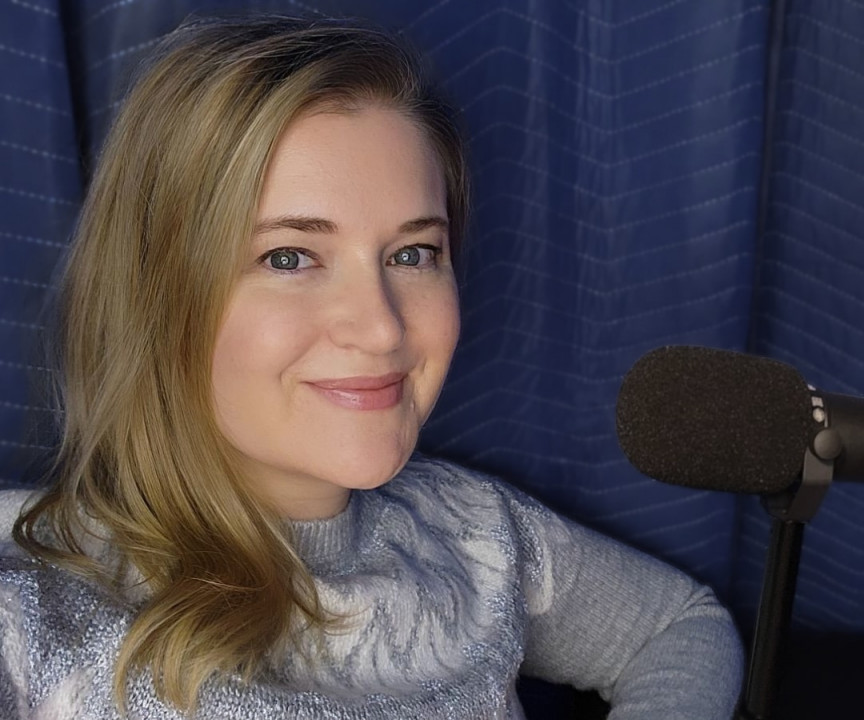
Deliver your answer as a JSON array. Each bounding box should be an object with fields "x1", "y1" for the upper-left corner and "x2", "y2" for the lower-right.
[{"x1": 0, "y1": 457, "x2": 743, "y2": 718}]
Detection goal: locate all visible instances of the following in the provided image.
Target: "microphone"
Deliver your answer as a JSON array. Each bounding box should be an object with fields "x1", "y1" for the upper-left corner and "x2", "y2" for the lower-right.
[
  {"x1": 616, "y1": 345, "x2": 864, "y2": 720},
  {"x1": 615, "y1": 345, "x2": 864, "y2": 494}
]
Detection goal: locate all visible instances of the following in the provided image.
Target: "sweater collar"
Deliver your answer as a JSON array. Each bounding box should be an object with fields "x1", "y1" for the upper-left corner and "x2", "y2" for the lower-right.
[{"x1": 287, "y1": 489, "x2": 366, "y2": 568}]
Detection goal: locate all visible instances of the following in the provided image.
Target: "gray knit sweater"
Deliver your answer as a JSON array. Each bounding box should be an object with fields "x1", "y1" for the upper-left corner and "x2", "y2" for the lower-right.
[{"x1": 0, "y1": 457, "x2": 743, "y2": 719}]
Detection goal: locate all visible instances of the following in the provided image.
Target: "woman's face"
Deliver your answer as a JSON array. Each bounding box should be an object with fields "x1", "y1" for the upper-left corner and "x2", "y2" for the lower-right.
[{"x1": 211, "y1": 106, "x2": 460, "y2": 519}]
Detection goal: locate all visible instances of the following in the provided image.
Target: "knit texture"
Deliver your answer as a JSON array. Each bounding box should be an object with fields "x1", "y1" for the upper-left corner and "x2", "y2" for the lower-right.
[{"x1": 0, "y1": 457, "x2": 743, "y2": 718}]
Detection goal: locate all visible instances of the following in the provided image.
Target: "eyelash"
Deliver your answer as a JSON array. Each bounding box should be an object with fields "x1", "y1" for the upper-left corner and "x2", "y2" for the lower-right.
[{"x1": 258, "y1": 244, "x2": 443, "y2": 273}]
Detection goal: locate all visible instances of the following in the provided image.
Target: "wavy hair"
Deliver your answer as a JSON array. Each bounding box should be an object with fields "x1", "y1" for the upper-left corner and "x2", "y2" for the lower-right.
[{"x1": 14, "y1": 15, "x2": 468, "y2": 713}]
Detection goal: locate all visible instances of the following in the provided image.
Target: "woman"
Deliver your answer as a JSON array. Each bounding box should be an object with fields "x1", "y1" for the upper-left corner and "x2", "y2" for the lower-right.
[{"x1": 0, "y1": 16, "x2": 743, "y2": 719}]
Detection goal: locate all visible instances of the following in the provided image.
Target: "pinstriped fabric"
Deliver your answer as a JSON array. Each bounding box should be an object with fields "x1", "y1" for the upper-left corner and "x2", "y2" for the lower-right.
[
  {"x1": 0, "y1": 0, "x2": 80, "y2": 484},
  {"x1": 742, "y1": 0, "x2": 864, "y2": 633}
]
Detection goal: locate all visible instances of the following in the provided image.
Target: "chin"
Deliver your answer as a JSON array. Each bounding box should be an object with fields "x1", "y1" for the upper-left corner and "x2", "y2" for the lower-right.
[
  {"x1": 337, "y1": 449, "x2": 413, "y2": 491},
  {"x1": 323, "y1": 418, "x2": 420, "y2": 489}
]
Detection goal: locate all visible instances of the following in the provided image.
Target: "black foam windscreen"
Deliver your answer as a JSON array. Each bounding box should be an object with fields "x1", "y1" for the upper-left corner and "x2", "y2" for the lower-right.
[{"x1": 616, "y1": 346, "x2": 817, "y2": 494}]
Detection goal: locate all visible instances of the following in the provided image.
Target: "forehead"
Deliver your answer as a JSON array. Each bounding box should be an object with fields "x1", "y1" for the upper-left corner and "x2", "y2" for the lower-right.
[{"x1": 257, "y1": 106, "x2": 447, "y2": 225}]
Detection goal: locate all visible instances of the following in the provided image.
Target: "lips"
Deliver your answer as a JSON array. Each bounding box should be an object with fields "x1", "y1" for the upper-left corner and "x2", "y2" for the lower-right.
[{"x1": 307, "y1": 373, "x2": 405, "y2": 410}]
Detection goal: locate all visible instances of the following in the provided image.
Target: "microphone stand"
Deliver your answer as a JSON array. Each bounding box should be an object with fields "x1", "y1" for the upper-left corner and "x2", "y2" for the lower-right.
[{"x1": 736, "y1": 439, "x2": 836, "y2": 720}]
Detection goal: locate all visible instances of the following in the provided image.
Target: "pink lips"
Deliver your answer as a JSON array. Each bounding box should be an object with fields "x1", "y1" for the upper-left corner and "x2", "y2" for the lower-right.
[{"x1": 307, "y1": 373, "x2": 405, "y2": 410}]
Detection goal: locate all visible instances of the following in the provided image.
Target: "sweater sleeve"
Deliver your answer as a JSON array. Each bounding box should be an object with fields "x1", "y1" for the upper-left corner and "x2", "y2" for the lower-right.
[{"x1": 509, "y1": 491, "x2": 744, "y2": 720}]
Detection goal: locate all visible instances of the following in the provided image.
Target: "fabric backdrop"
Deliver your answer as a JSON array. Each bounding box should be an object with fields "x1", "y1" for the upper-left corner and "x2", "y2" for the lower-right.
[{"x1": 2, "y1": 0, "x2": 863, "y2": 715}]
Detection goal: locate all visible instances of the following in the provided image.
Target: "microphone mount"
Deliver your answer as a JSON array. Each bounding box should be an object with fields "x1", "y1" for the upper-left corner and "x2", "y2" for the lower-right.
[{"x1": 738, "y1": 399, "x2": 836, "y2": 720}]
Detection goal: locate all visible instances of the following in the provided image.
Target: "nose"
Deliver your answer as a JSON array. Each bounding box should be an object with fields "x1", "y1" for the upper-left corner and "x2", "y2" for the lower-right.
[{"x1": 328, "y1": 267, "x2": 406, "y2": 354}]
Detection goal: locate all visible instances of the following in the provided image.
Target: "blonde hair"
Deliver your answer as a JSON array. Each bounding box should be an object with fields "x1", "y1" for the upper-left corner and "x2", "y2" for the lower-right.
[{"x1": 14, "y1": 16, "x2": 468, "y2": 713}]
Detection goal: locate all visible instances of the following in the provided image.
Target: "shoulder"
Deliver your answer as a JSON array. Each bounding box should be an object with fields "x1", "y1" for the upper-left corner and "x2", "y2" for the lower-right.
[
  {"x1": 0, "y1": 489, "x2": 35, "y2": 532},
  {"x1": 0, "y1": 488, "x2": 53, "y2": 666},
  {"x1": 0, "y1": 555, "x2": 122, "y2": 633},
  {"x1": 0, "y1": 557, "x2": 132, "y2": 720},
  {"x1": 0, "y1": 556, "x2": 49, "y2": 641},
  {"x1": 0, "y1": 553, "x2": 132, "y2": 661},
  {"x1": 0, "y1": 488, "x2": 39, "y2": 558}
]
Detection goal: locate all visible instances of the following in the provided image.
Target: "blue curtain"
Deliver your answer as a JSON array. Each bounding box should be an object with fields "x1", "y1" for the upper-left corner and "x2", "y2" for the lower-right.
[{"x1": 2, "y1": 0, "x2": 863, "y2": 715}]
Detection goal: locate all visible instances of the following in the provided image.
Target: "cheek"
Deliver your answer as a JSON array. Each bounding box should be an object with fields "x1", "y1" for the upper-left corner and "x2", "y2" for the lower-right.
[
  {"x1": 211, "y1": 289, "x2": 315, "y2": 404},
  {"x1": 437, "y1": 289, "x2": 461, "y2": 357},
  {"x1": 440, "y1": 274, "x2": 461, "y2": 341},
  {"x1": 405, "y1": 279, "x2": 461, "y2": 399}
]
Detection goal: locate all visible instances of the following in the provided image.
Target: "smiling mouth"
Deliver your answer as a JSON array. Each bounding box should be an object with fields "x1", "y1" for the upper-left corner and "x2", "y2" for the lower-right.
[{"x1": 307, "y1": 373, "x2": 405, "y2": 410}]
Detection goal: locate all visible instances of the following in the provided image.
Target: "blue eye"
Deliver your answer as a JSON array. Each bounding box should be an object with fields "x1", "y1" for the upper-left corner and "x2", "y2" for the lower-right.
[
  {"x1": 261, "y1": 248, "x2": 318, "y2": 272},
  {"x1": 389, "y1": 245, "x2": 440, "y2": 267},
  {"x1": 268, "y1": 249, "x2": 299, "y2": 270},
  {"x1": 394, "y1": 247, "x2": 421, "y2": 266}
]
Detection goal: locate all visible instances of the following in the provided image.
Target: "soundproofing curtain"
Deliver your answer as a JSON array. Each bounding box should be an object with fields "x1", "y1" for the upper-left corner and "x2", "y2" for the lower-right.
[{"x1": 2, "y1": 0, "x2": 862, "y2": 714}]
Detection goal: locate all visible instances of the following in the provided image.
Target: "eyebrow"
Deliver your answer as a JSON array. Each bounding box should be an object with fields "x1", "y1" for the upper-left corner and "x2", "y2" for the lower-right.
[
  {"x1": 398, "y1": 216, "x2": 449, "y2": 234},
  {"x1": 253, "y1": 216, "x2": 338, "y2": 235},
  {"x1": 253, "y1": 214, "x2": 449, "y2": 237}
]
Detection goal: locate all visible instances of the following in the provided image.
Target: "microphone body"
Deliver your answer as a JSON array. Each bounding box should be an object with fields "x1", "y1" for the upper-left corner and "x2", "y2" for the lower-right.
[{"x1": 615, "y1": 345, "x2": 864, "y2": 494}]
